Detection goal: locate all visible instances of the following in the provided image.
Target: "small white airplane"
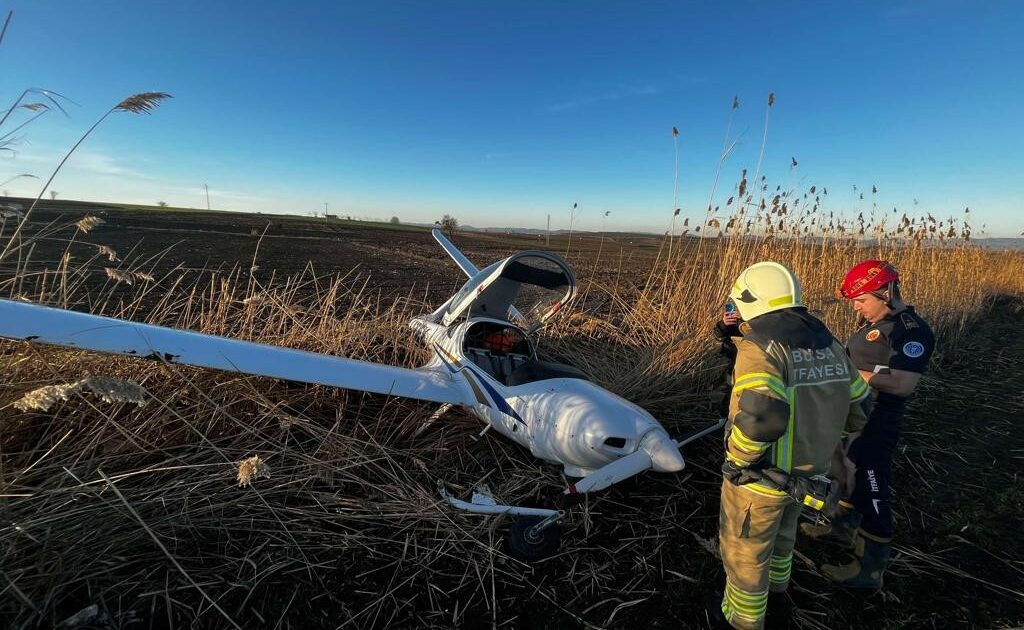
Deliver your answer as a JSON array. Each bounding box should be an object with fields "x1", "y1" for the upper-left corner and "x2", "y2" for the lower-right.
[{"x1": 0, "y1": 228, "x2": 723, "y2": 559}]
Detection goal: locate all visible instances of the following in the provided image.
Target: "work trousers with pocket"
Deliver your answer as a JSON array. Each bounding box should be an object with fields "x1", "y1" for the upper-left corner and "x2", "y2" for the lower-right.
[
  {"x1": 848, "y1": 403, "x2": 903, "y2": 540},
  {"x1": 719, "y1": 479, "x2": 801, "y2": 630}
]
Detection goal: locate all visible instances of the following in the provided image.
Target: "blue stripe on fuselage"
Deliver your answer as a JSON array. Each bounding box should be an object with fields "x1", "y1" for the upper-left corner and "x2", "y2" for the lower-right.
[{"x1": 464, "y1": 365, "x2": 525, "y2": 425}]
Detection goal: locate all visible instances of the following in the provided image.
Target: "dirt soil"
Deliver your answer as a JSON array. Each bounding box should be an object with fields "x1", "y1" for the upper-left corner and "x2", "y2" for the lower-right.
[{"x1": 3, "y1": 201, "x2": 665, "y2": 307}]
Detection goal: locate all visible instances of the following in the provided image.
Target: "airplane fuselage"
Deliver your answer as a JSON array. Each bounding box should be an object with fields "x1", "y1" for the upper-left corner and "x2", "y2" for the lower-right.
[{"x1": 410, "y1": 315, "x2": 684, "y2": 477}]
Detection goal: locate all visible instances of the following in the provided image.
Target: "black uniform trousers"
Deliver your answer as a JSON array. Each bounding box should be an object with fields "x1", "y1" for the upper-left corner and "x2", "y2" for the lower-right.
[{"x1": 847, "y1": 401, "x2": 904, "y2": 540}]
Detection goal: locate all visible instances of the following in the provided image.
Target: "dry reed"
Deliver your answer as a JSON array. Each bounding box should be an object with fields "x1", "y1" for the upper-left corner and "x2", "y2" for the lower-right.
[{"x1": 1, "y1": 209, "x2": 1021, "y2": 627}]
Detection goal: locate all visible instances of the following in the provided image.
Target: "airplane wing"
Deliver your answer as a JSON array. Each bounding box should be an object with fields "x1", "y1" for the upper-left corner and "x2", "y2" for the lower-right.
[
  {"x1": 0, "y1": 299, "x2": 474, "y2": 406},
  {"x1": 432, "y1": 227, "x2": 478, "y2": 277}
]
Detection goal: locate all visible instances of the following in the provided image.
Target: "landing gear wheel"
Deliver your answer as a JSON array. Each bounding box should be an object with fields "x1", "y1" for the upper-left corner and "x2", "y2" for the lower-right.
[{"x1": 508, "y1": 516, "x2": 561, "y2": 561}]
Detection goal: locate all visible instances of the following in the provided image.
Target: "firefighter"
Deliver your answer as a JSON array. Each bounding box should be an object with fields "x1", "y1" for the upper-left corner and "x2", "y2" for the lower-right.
[
  {"x1": 805, "y1": 260, "x2": 934, "y2": 588},
  {"x1": 707, "y1": 261, "x2": 870, "y2": 630}
]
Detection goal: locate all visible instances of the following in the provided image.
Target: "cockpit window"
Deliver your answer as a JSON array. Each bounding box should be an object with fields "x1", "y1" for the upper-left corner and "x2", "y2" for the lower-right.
[
  {"x1": 507, "y1": 255, "x2": 573, "y2": 330},
  {"x1": 442, "y1": 251, "x2": 576, "y2": 329}
]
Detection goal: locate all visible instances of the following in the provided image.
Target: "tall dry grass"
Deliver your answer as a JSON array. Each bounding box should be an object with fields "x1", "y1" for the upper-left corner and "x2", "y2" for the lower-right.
[
  {"x1": 2, "y1": 202, "x2": 1022, "y2": 627},
  {"x1": 552, "y1": 203, "x2": 1024, "y2": 425}
]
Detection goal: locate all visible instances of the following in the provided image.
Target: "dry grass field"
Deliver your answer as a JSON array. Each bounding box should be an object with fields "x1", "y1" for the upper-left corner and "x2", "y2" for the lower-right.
[{"x1": 2, "y1": 200, "x2": 1024, "y2": 629}]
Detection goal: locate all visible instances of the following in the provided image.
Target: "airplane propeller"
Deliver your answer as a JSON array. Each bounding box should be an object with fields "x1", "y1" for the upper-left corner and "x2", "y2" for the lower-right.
[
  {"x1": 567, "y1": 428, "x2": 687, "y2": 494},
  {"x1": 567, "y1": 448, "x2": 653, "y2": 494},
  {"x1": 566, "y1": 418, "x2": 727, "y2": 495}
]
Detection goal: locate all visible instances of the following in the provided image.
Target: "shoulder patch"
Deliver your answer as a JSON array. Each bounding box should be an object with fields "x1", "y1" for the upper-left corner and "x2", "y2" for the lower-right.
[
  {"x1": 902, "y1": 341, "x2": 925, "y2": 358},
  {"x1": 900, "y1": 312, "x2": 919, "y2": 330},
  {"x1": 866, "y1": 329, "x2": 881, "y2": 342}
]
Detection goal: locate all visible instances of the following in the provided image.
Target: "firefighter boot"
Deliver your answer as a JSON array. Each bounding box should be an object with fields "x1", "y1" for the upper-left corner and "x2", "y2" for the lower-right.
[
  {"x1": 703, "y1": 596, "x2": 731, "y2": 629},
  {"x1": 820, "y1": 531, "x2": 891, "y2": 589},
  {"x1": 799, "y1": 500, "x2": 861, "y2": 547},
  {"x1": 765, "y1": 592, "x2": 794, "y2": 629}
]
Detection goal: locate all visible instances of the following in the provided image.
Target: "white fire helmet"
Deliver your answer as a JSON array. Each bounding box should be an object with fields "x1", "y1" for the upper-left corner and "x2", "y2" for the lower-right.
[{"x1": 728, "y1": 261, "x2": 803, "y2": 321}]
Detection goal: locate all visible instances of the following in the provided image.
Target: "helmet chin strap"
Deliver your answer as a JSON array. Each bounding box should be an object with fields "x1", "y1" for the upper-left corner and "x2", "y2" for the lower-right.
[
  {"x1": 884, "y1": 281, "x2": 906, "y2": 311},
  {"x1": 869, "y1": 281, "x2": 905, "y2": 314}
]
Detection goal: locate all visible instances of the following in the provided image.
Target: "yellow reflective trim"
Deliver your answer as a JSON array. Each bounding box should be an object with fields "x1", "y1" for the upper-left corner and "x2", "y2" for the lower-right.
[
  {"x1": 726, "y1": 580, "x2": 768, "y2": 601},
  {"x1": 733, "y1": 377, "x2": 787, "y2": 399},
  {"x1": 735, "y1": 372, "x2": 786, "y2": 390},
  {"x1": 741, "y1": 482, "x2": 788, "y2": 498},
  {"x1": 726, "y1": 591, "x2": 765, "y2": 613},
  {"x1": 768, "y1": 294, "x2": 794, "y2": 307},
  {"x1": 729, "y1": 436, "x2": 767, "y2": 457},
  {"x1": 725, "y1": 453, "x2": 749, "y2": 466},
  {"x1": 726, "y1": 589, "x2": 766, "y2": 608},
  {"x1": 769, "y1": 569, "x2": 791, "y2": 584},
  {"x1": 725, "y1": 584, "x2": 768, "y2": 616},
  {"x1": 770, "y1": 553, "x2": 793, "y2": 567},
  {"x1": 771, "y1": 386, "x2": 795, "y2": 471},
  {"x1": 786, "y1": 389, "x2": 795, "y2": 471},
  {"x1": 729, "y1": 427, "x2": 768, "y2": 451},
  {"x1": 726, "y1": 601, "x2": 765, "y2": 618},
  {"x1": 802, "y1": 494, "x2": 825, "y2": 511},
  {"x1": 850, "y1": 375, "x2": 869, "y2": 400},
  {"x1": 726, "y1": 596, "x2": 762, "y2": 613}
]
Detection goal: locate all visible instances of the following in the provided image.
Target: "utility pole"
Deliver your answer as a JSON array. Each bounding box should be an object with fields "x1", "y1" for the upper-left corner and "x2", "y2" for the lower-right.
[
  {"x1": 324, "y1": 202, "x2": 328, "y2": 217},
  {"x1": 204, "y1": 183, "x2": 210, "y2": 210},
  {"x1": 546, "y1": 214, "x2": 550, "y2": 247}
]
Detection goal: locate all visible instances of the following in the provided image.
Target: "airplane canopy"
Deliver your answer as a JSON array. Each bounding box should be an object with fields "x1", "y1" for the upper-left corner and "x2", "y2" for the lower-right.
[{"x1": 442, "y1": 251, "x2": 576, "y2": 331}]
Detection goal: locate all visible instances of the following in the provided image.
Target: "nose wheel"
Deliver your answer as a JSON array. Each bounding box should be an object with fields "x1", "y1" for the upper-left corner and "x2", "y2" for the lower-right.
[{"x1": 508, "y1": 513, "x2": 562, "y2": 561}]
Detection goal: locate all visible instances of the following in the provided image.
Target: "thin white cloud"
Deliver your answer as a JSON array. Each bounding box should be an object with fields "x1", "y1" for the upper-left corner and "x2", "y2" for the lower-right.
[
  {"x1": 1, "y1": 146, "x2": 157, "y2": 181},
  {"x1": 546, "y1": 84, "x2": 661, "y2": 112},
  {"x1": 1, "y1": 146, "x2": 272, "y2": 207},
  {"x1": 70, "y1": 150, "x2": 159, "y2": 181},
  {"x1": 184, "y1": 186, "x2": 270, "y2": 204}
]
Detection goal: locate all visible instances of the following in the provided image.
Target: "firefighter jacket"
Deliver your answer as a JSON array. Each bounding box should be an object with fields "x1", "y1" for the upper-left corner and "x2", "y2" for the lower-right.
[{"x1": 724, "y1": 308, "x2": 870, "y2": 497}]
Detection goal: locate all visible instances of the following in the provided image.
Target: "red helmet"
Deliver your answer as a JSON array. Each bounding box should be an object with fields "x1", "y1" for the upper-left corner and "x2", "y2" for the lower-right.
[{"x1": 837, "y1": 260, "x2": 899, "y2": 299}]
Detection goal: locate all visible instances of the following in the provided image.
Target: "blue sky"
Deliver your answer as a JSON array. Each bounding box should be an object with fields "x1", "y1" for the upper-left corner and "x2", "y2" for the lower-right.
[{"x1": 1, "y1": 1, "x2": 1021, "y2": 235}]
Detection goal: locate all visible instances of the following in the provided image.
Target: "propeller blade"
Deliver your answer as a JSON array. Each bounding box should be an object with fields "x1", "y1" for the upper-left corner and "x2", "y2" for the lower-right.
[
  {"x1": 566, "y1": 429, "x2": 687, "y2": 495},
  {"x1": 674, "y1": 417, "x2": 727, "y2": 448},
  {"x1": 567, "y1": 449, "x2": 652, "y2": 494}
]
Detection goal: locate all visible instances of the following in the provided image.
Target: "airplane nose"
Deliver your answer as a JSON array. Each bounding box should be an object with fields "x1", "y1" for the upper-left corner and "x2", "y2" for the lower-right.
[{"x1": 641, "y1": 429, "x2": 686, "y2": 473}]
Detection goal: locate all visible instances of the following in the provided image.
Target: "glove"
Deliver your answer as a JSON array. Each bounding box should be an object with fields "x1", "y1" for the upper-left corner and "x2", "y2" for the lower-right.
[{"x1": 722, "y1": 460, "x2": 766, "y2": 486}]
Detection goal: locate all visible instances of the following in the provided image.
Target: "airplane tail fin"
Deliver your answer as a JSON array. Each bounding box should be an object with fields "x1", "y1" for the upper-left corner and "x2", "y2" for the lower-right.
[{"x1": 432, "y1": 227, "x2": 478, "y2": 278}]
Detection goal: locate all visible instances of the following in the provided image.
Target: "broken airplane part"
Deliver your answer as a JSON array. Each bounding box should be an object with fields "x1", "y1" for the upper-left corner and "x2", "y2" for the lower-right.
[{"x1": 0, "y1": 227, "x2": 724, "y2": 560}]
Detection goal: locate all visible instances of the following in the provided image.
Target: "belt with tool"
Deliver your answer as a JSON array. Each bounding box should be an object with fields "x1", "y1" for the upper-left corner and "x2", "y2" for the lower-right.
[{"x1": 722, "y1": 460, "x2": 840, "y2": 515}]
